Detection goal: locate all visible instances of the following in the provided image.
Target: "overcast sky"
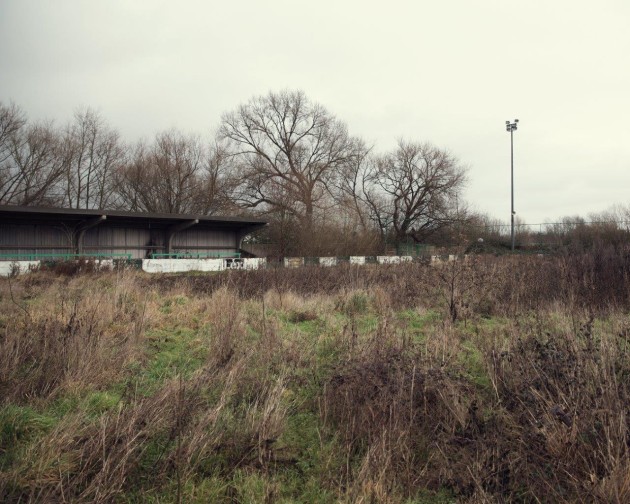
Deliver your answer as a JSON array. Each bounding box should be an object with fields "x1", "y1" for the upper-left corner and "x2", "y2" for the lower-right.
[{"x1": 1, "y1": 0, "x2": 629, "y2": 224}]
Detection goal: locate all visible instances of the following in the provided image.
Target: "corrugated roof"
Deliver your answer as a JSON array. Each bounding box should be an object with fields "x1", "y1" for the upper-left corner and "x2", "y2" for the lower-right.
[{"x1": 0, "y1": 205, "x2": 267, "y2": 230}]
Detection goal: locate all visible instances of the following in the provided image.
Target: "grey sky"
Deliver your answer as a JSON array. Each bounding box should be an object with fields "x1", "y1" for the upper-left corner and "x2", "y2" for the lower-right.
[{"x1": 1, "y1": 0, "x2": 629, "y2": 224}]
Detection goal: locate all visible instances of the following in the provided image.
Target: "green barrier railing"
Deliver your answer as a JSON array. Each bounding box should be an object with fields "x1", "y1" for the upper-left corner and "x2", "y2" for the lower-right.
[
  {"x1": 150, "y1": 251, "x2": 241, "y2": 259},
  {"x1": 396, "y1": 243, "x2": 433, "y2": 257},
  {"x1": 0, "y1": 253, "x2": 133, "y2": 261}
]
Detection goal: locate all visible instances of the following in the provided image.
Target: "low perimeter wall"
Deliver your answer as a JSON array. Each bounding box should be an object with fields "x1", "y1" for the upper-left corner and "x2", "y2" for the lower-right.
[
  {"x1": 1, "y1": 255, "x2": 469, "y2": 276},
  {"x1": 141, "y1": 257, "x2": 266, "y2": 273},
  {"x1": 0, "y1": 259, "x2": 115, "y2": 277},
  {"x1": 0, "y1": 261, "x2": 41, "y2": 276}
]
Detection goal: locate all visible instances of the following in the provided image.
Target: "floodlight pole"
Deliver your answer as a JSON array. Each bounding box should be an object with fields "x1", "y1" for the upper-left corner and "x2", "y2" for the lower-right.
[{"x1": 506, "y1": 119, "x2": 519, "y2": 251}]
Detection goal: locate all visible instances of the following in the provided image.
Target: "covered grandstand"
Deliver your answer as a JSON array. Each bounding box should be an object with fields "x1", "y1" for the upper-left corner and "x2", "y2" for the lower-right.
[{"x1": 0, "y1": 205, "x2": 267, "y2": 261}]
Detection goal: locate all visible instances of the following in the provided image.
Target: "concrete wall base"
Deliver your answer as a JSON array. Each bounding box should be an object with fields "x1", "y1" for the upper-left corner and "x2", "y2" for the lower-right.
[
  {"x1": 2, "y1": 254, "x2": 467, "y2": 277},
  {"x1": 141, "y1": 257, "x2": 267, "y2": 274},
  {"x1": 0, "y1": 261, "x2": 40, "y2": 276}
]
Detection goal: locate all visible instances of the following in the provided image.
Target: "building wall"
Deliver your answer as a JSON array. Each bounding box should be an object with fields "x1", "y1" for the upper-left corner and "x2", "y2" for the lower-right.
[
  {"x1": 172, "y1": 228, "x2": 236, "y2": 249},
  {"x1": 82, "y1": 227, "x2": 153, "y2": 259},
  {"x1": 0, "y1": 223, "x2": 241, "y2": 260},
  {"x1": 0, "y1": 223, "x2": 73, "y2": 258}
]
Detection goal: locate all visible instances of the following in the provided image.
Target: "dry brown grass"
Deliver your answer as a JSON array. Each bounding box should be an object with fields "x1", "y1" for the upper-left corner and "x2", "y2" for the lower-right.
[
  {"x1": 0, "y1": 250, "x2": 629, "y2": 502},
  {"x1": 0, "y1": 272, "x2": 145, "y2": 402}
]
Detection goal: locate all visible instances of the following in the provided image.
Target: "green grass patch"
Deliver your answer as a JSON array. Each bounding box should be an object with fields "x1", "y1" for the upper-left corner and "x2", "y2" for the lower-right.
[
  {"x1": 159, "y1": 294, "x2": 189, "y2": 314},
  {"x1": 459, "y1": 339, "x2": 492, "y2": 390},
  {"x1": 356, "y1": 313, "x2": 379, "y2": 333},
  {"x1": 279, "y1": 309, "x2": 324, "y2": 335},
  {"x1": 343, "y1": 292, "x2": 370, "y2": 316},
  {"x1": 133, "y1": 327, "x2": 207, "y2": 395},
  {"x1": 0, "y1": 404, "x2": 57, "y2": 469},
  {"x1": 398, "y1": 308, "x2": 441, "y2": 341},
  {"x1": 83, "y1": 390, "x2": 121, "y2": 416}
]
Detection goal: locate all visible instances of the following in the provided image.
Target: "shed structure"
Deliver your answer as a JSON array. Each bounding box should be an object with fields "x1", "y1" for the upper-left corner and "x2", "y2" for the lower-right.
[{"x1": 0, "y1": 205, "x2": 267, "y2": 260}]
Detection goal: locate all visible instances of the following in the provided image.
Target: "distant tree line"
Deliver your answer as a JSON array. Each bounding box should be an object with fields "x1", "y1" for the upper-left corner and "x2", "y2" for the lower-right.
[
  {"x1": 467, "y1": 207, "x2": 630, "y2": 254},
  {"x1": 3, "y1": 92, "x2": 629, "y2": 255},
  {"x1": 0, "y1": 102, "x2": 231, "y2": 215}
]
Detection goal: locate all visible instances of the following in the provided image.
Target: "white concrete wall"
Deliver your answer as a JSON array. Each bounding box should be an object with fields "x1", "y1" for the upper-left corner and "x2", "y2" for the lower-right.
[
  {"x1": 1, "y1": 258, "x2": 238, "y2": 276},
  {"x1": 142, "y1": 258, "x2": 224, "y2": 273},
  {"x1": 377, "y1": 256, "x2": 400, "y2": 264},
  {"x1": 198, "y1": 259, "x2": 225, "y2": 272},
  {"x1": 0, "y1": 261, "x2": 40, "y2": 276},
  {"x1": 142, "y1": 259, "x2": 180, "y2": 273},
  {"x1": 225, "y1": 258, "x2": 266, "y2": 270},
  {"x1": 376, "y1": 255, "x2": 413, "y2": 264},
  {"x1": 243, "y1": 258, "x2": 266, "y2": 270},
  {"x1": 0, "y1": 259, "x2": 115, "y2": 276},
  {"x1": 3, "y1": 254, "x2": 435, "y2": 276},
  {"x1": 141, "y1": 257, "x2": 267, "y2": 273},
  {"x1": 225, "y1": 259, "x2": 245, "y2": 270}
]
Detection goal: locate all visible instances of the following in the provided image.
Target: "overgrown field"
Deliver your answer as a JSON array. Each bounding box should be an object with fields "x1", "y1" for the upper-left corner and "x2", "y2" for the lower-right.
[{"x1": 1, "y1": 252, "x2": 630, "y2": 503}]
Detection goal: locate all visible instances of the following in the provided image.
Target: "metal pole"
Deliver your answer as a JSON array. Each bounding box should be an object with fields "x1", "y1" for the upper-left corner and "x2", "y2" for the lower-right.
[
  {"x1": 506, "y1": 119, "x2": 518, "y2": 252},
  {"x1": 511, "y1": 128, "x2": 515, "y2": 251}
]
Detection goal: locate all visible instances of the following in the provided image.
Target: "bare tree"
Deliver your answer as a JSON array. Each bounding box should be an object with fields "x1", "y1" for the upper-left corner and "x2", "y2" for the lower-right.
[
  {"x1": 0, "y1": 102, "x2": 26, "y2": 166},
  {"x1": 0, "y1": 115, "x2": 64, "y2": 206},
  {"x1": 60, "y1": 108, "x2": 125, "y2": 209},
  {"x1": 336, "y1": 143, "x2": 397, "y2": 240},
  {"x1": 334, "y1": 140, "x2": 375, "y2": 231},
  {"x1": 201, "y1": 140, "x2": 240, "y2": 214},
  {"x1": 219, "y1": 90, "x2": 360, "y2": 228},
  {"x1": 369, "y1": 140, "x2": 467, "y2": 244},
  {"x1": 115, "y1": 131, "x2": 230, "y2": 214}
]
